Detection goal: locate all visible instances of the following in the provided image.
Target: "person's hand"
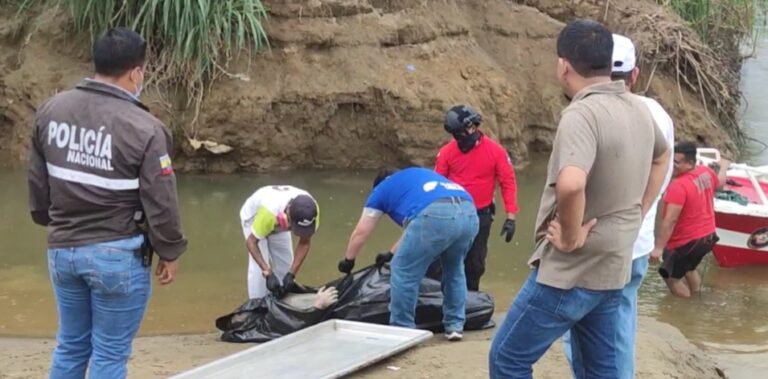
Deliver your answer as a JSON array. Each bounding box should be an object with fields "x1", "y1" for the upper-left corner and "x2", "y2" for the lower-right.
[
  {"x1": 650, "y1": 247, "x2": 664, "y2": 264},
  {"x1": 282, "y1": 272, "x2": 296, "y2": 294},
  {"x1": 546, "y1": 218, "x2": 597, "y2": 253},
  {"x1": 265, "y1": 272, "x2": 282, "y2": 295},
  {"x1": 338, "y1": 258, "x2": 355, "y2": 274},
  {"x1": 155, "y1": 259, "x2": 178, "y2": 285},
  {"x1": 500, "y1": 219, "x2": 516, "y2": 243},
  {"x1": 313, "y1": 286, "x2": 339, "y2": 309},
  {"x1": 375, "y1": 251, "x2": 394, "y2": 266}
]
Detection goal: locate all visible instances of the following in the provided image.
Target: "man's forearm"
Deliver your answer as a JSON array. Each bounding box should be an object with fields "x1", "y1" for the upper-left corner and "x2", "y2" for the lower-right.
[
  {"x1": 345, "y1": 229, "x2": 368, "y2": 260},
  {"x1": 556, "y1": 189, "x2": 586, "y2": 243},
  {"x1": 290, "y1": 239, "x2": 311, "y2": 273},
  {"x1": 717, "y1": 159, "x2": 730, "y2": 189},
  {"x1": 654, "y1": 219, "x2": 675, "y2": 250},
  {"x1": 246, "y1": 235, "x2": 270, "y2": 273},
  {"x1": 642, "y1": 152, "x2": 670, "y2": 216}
]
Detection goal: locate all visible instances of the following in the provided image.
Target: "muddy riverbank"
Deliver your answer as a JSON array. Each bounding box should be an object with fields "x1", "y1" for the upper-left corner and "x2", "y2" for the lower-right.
[
  {"x1": 0, "y1": 315, "x2": 726, "y2": 379},
  {"x1": 0, "y1": 0, "x2": 738, "y2": 172}
]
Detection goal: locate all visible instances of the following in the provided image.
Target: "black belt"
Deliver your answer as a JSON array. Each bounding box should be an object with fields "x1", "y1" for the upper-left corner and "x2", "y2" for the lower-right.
[
  {"x1": 477, "y1": 204, "x2": 495, "y2": 215},
  {"x1": 434, "y1": 196, "x2": 470, "y2": 204}
]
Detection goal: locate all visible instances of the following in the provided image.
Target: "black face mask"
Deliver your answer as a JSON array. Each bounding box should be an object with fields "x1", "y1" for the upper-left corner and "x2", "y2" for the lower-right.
[{"x1": 453, "y1": 131, "x2": 481, "y2": 153}]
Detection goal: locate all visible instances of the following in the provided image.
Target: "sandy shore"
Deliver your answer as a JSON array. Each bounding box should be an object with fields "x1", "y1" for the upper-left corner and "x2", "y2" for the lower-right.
[{"x1": 0, "y1": 315, "x2": 726, "y2": 379}]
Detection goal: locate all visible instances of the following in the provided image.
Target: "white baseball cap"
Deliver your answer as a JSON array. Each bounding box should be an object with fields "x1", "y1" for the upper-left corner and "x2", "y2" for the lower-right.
[{"x1": 612, "y1": 34, "x2": 636, "y2": 73}]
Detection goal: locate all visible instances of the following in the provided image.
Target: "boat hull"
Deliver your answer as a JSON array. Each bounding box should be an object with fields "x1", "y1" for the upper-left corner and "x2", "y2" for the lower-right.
[{"x1": 713, "y1": 211, "x2": 768, "y2": 267}]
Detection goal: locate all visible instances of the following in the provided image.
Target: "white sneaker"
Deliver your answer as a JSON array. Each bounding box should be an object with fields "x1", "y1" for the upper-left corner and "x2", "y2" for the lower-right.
[{"x1": 445, "y1": 331, "x2": 463, "y2": 341}]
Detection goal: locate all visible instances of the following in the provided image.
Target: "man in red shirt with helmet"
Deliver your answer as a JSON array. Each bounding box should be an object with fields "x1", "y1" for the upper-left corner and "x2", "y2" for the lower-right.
[{"x1": 426, "y1": 104, "x2": 519, "y2": 291}]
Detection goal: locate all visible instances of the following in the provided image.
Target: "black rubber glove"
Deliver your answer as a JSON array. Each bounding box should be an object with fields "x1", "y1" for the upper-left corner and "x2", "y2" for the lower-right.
[
  {"x1": 500, "y1": 219, "x2": 516, "y2": 243},
  {"x1": 338, "y1": 258, "x2": 355, "y2": 274},
  {"x1": 375, "y1": 251, "x2": 394, "y2": 266},
  {"x1": 265, "y1": 272, "x2": 282, "y2": 295},
  {"x1": 282, "y1": 272, "x2": 296, "y2": 294}
]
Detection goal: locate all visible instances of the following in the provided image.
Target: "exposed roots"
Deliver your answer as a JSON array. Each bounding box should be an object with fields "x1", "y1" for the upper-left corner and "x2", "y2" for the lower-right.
[{"x1": 629, "y1": 11, "x2": 745, "y2": 144}]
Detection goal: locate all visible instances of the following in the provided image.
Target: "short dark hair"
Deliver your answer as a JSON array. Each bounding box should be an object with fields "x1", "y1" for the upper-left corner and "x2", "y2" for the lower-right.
[
  {"x1": 556, "y1": 19, "x2": 613, "y2": 78},
  {"x1": 610, "y1": 71, "x2": 633, "y2": 84},
  {"x1": 93, "y1": 27, "x2": 147, "y2": 77},
  {"x1": 674, "y1": 141, "x2": 698, "y2": 164},
  {"x1": 372, "y1": 165, "x2": 420, "y2": 188},
  {"x1": 373, "y1": 168, "x2": 399, "y2": 189}
]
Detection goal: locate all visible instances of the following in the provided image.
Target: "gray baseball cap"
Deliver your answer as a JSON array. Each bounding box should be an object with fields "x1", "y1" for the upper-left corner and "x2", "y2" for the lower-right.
[{"x1": 289, "y1": 195, "x2": 318, "y2": 238}]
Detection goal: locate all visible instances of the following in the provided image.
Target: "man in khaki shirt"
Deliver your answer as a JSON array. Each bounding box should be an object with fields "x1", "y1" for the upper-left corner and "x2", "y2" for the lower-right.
[{"x1": 489, "y1": 20, "x2": 669, "y2": 379}]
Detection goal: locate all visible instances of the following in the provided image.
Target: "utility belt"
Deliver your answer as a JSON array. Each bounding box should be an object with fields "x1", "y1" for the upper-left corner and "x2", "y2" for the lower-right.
[
  {"x1": 133, "y1": 210, "x2": 154, "y2": 267},
  {"x1": 477, "y1": 203, "x2": 496, "y2": 216}
]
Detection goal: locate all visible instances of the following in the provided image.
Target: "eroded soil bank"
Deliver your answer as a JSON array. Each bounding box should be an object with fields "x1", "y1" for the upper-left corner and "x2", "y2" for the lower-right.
[{"x1": 0, "y1": 0, "x2": 737, "y2": 172}]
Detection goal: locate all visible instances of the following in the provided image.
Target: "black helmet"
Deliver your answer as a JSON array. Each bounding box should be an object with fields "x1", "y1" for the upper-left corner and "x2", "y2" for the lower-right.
[{"x1": 444, "y1": 105, "x2": 482, "y2": 134}]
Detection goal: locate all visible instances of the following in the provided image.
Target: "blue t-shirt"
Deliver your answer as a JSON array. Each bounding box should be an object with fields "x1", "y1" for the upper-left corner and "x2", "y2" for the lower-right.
[{"x1": 364, "y1": 168, "x2": 473, "y2": 226}]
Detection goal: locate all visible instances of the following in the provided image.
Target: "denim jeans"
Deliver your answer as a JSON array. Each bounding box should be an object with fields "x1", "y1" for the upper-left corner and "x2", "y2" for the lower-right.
[
  {"x1": 563, "y1": 256, "x2": 650, "y2": 379},
  {"x1": 489, "y1": 269, "x2": 622, "y2": 379},
  {"x1": 47, "y1": 235, "x2": 150, "y2": 379},
  {"x1": 389, "y1": 199, "x2": 479, "y2": 332},
  {"x1": 425, "y1": 210, "x2": 493, "y2": 291}
]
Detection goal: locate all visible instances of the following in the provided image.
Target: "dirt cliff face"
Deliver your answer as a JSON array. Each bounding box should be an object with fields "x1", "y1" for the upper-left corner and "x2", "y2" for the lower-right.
[{"x1": 0, "y1": 0, "x2": 737, "y2": 172}]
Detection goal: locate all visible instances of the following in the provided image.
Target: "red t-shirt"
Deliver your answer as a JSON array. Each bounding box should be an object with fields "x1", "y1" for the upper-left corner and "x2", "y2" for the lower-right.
[
  {"x1": 435, "y1": 135, "x2": 519, "y2": 213},
  {"x1": 663, "y1": 165, "x2": 718, "y2": 249}
]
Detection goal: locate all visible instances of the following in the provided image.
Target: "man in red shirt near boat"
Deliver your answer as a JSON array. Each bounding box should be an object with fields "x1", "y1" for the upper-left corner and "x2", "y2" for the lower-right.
[
  {"x1": 651, "y1": 141, "x2": 729, "y2": 297},
  {"x1": 426, "y1": 105, "x2": 519, "y2": 291}
]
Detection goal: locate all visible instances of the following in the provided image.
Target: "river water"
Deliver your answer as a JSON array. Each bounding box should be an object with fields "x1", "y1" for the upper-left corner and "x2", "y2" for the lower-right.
[
  {"x1": 2, "y1": 36, "x2": 768, "y2": 379},
  {"x1": 1, "y1": 156, "x2": 767, "y2": 376}
]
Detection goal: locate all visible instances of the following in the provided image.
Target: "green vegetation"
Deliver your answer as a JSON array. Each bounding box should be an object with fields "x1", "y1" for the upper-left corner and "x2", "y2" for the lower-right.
[
  {"x1": 657, "y1": 0, "x2": 768, "y2": 53},
  {"x1": 17, "y1": 0, "x2": 270, "y2": 137}
]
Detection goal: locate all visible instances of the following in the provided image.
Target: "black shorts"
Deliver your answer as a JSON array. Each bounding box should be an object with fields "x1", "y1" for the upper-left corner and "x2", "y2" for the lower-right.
[{"x1": 659, "y1": 233, "x2": 719, "y2": 279}]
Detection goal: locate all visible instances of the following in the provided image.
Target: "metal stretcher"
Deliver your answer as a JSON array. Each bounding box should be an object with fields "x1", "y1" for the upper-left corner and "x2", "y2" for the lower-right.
[{"x1": 169, "y1": 319, "x2": 433, "y2": 379}]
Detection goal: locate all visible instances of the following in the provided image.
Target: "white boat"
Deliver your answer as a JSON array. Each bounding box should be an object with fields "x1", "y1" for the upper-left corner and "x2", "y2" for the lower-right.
[{"x1": 697, "y1": 149, "x2": 768, "y2": 267}]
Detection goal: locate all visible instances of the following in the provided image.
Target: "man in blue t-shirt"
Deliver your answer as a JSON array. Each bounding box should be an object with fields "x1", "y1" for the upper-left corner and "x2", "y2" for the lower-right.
[{"x1": 338, "y1": 167, "x2": 479, "y2": 340}]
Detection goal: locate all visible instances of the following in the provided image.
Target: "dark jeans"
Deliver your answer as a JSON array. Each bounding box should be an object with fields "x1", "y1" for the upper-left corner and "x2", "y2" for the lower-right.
[{"x1": 426, "y1": 209, "x2": 493, "y2": 291}]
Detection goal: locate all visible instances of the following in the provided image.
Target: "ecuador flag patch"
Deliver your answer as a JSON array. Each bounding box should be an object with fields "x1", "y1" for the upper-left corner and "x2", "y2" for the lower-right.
[{"x1": 159, "y1": 154, "x2": 173, "y2": 176}]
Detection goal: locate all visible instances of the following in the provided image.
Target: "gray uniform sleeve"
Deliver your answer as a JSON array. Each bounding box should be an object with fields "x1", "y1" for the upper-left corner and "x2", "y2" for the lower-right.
[
  {"x1": 27, "y1": 118, "x2": 51, "y2": 226},
  {"x1": 139, "y1": 124, "x2": 187, "y2": 261}
]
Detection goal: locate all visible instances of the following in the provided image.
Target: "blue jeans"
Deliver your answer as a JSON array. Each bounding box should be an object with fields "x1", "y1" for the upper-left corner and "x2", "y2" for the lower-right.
[
  {"x1": 563, "y1": 256, "x2": 650, "y2": 379},
  {"x1": 489, "y1": 269, "x2": 622, "y2": 379},
  {"x1": 47, "y1": 235, "x2": 150, "y2": 379},
  {"x1": 389, "y1": 199, "x2": 479, "y2": 331}
]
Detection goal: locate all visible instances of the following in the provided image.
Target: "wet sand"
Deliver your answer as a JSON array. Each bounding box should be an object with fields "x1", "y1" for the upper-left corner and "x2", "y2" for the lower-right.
[{"x1": 0, "y1": 316, "x2": 726, "y2": 379}]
